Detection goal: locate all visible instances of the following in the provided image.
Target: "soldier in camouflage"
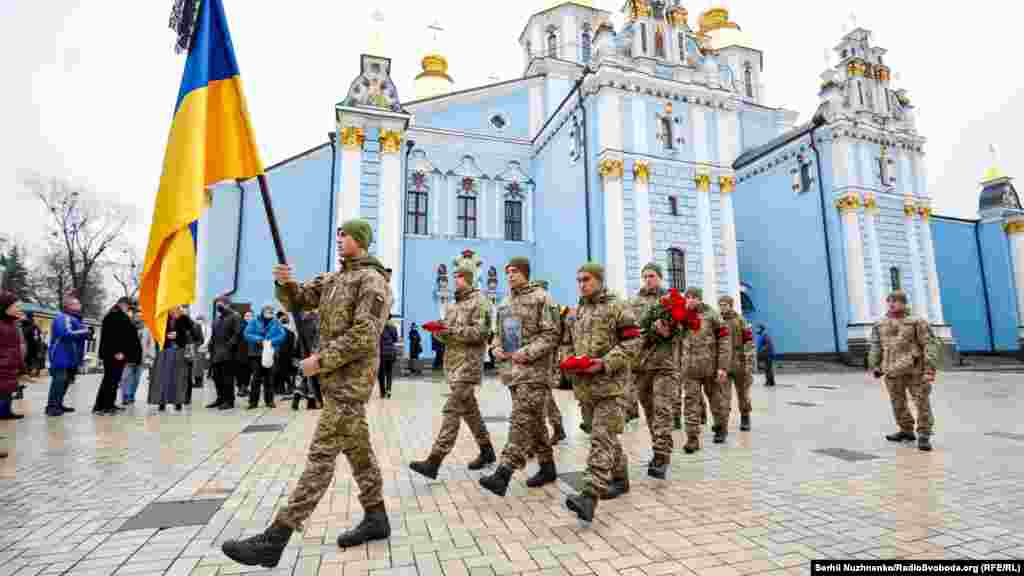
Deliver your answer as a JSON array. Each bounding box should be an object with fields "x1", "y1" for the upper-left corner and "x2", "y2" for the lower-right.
[
  {"x1": 545, "y1": 306, "x2": 569, "y2": 445},
  {"x1": 409, "y1": 264, "x2": 496, "y2": 479},
  {"x1": 563, "y1": 307, "x2": 594, "y2": 434},
  {"x1": 628, "y1": 263, "x2": 680, "y2": 479},
  {"x1": 679, "y1": 287, "x2": 731, "y2": 452},
  {"x1": 222, "y1": 219, "x2": 393, "y2": 568},
  {"x1": 563, "y1": 262, "x2": 641, "y2": 521},
  {"x1": 479, "y1": 257, "x2": 561, "y2": 496},
  {"x1": 869, "y1": 290, "x2": 938, "y2": 452},
  {"x1": 718, "y1": 295, "x2": 754, "y2": 432}
]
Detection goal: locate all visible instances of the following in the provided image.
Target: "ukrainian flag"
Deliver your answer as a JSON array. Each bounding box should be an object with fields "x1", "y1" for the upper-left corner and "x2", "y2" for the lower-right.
[{"x1": 141, "y1": 0, "x2": 264, "y2": 345}]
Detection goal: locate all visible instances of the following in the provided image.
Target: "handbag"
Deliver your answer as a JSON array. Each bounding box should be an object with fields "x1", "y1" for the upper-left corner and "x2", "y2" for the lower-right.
[{"x1": 261, "y1": 340, "x2": 274, "y2": 368}]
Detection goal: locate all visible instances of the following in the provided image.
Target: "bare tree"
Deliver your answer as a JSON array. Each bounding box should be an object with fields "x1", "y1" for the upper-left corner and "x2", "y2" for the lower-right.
[
  {"x1": 109, "y1": 246, "x2": 141, "y2": 302},
  {"x1": 21, "y1": 173, "x2": 129, "y2": 317}
]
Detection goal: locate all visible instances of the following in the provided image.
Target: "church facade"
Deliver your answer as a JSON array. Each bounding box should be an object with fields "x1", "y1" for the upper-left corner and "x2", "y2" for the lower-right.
[{"x1": 196, "y1": 0, "x2": 1024, "y2": 363}]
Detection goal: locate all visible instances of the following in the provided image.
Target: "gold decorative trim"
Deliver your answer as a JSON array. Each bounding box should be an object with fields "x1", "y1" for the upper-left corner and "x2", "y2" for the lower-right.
[
  {"x1": 598, "y1": 158, "x2": 624, "y2": 180},
  {"x1": 718, "y1": 175, "x2": 736, "y2": 194},
  {"x1": 846, "y1": 60, "x2": 866, "y2": 77},
  {"x1": 1005, "y1": 220, "x2": 1024, "y2": 235},
  {"x1": 340, "y1": 126, "x2": 365, "y2": 150},
  {"x1": 633, "y1": 160, "x2": 650, "y2": 184},
  {"x1": 667, "y1": 6, "x2": 688, "y2": 28},
  {"x1": 627, "y1": 0, "x2": 652, "y2": 21},
  {"x1": 903, "y1": 203, "x2": 917, "y2": 217},
  {"x1": 877, "y1": 66, "x2": 891, "y2": 82},
  {"x1": 834, "y1": 193, "x2": 862, "y2": 213},
  {"x1": 863, "y1": 193, "x2": 879, "y2": 213},
  {"x1": 694, "y1": 172, "x2": 711, "y2": 192},
  {"x1": 917, "y1": 205, "x2": 932, "y2": 221},
  {"x1": 379, "y1": 130, "x2": 403, "y2": 154}
]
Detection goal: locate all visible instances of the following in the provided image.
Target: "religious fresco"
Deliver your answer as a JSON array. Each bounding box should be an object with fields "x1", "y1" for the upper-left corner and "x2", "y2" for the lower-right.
[{"x1": 342, "y1": 55, "x2": 403, "y2": 112}]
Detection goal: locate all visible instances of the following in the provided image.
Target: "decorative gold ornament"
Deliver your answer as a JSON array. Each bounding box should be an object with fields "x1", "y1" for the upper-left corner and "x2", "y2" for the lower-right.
[
  {"x1": 834, "y1": 193, "x2": 862, "y2": 213},
  {"x1": 718, "y1": 175, "x2": 736, "y2": 194},
  {"x1": 379, "y1": 130, "x2": 403, "y2": 154},
  {"x1": 1005, "y1": 220, "x2": 1024, "y2": 235},
  {"x1": 340, "y1": 126, "x2": 365, "y2": 150},
  {"x1": 877, "y1": 66, "x2": 891, "y2": 82},
  {"x1": 633, "y1": 160, "x2": 650, "y2": 184},
  {"x1": 694, "y1": 172, "x2": 711, "y2": 192},
  {"x1": 903, "y1": 203, "x2": 916, "y2": 217},
  {"x1": 917, "y1": 204, "x2": 932, "y2": 221},
  {"x1": 598, "y1": 158, "x2": 624, "y2": 180},
  {"x1": 846, "y1": 60, "x2": 866, "y2": 77},
  {"x1": 667, "y1": 6, "x2": 688, "y2": 28},
  {"x1": 415, "y1": 54, "x2": 454, "y2": 82},
  {"x1": 863, "y1": 193, "x2": 879, "y2": 213},
  {"x1": 698, "y1": 7, "x2": 739, "y2": 34},
  {"x1": 627, "y1": 0, "x2": 651, "y2": 21}
]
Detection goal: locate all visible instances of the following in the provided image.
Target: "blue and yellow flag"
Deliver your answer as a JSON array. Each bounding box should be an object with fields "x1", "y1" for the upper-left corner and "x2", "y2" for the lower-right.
[{"x1": 141, "y1": 0, "x2": 264, "y2": 345}]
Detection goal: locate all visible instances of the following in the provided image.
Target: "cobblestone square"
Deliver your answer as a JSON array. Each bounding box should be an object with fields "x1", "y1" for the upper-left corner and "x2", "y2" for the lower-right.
[{"x1": 1, "y1": 370, "x2": 1022, "y2": 575}]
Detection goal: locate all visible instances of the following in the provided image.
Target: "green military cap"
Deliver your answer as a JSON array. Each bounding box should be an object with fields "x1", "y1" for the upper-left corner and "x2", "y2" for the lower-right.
[
  {"x1": 685, "y1": 286, "x2": 703, "y2": 300},
  {"x1": 340, "y1": 219, "x2": 373, "y2": 250},
  {"x1": 577, "y1": 262, "x2": 605, "y2": 282},
  {"x1": 455, "y1": 263, "x2": 476, "y2": 283},
  {"x1": 718, "y1": 294, "x2": 734, "y2": 304},
  {"x1": 641, "y1": 262, "x2": 663, "y2": 278},
  {"x1": 505, "y1": 256, "x2": 531, "y2": 279},
  {"x1": 887, "y1": 290, "x2": 908, "y2": 304}
]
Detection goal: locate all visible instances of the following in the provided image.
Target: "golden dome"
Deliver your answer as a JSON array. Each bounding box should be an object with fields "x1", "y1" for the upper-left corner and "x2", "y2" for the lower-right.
[
  {"x1": 698, "y1": 7, "x2": 739, "y2": 34},
  {"x1": 415, "y1": 53, "x2": 453, "y2": 82}
]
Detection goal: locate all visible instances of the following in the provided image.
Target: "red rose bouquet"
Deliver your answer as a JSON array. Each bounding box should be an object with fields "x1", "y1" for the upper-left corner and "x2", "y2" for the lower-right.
[
  {"x1": 560, "y1": 355, "x2": 596, "y2": 373},
  {"x1": 640, "y1": 288, "x2": 698, "y2": 343},
  {"x1": 421, "y1": 320, "x2": 447, "y2": 333}
]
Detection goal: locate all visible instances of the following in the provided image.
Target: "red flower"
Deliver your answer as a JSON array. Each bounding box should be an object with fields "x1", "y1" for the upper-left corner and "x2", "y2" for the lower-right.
[
  {"x1": 620, "y1": 327, "x2": 641, "y2": 339},
  {"x1": 560, "y1": 355, "x2": 595, "y2": 372},
  {"x1": 717, "y1": 326, "x2": 730, "y2": 339},
  {"x1": 422, "y1": 321, "x2": 446, "y2": 333},
  {"x1": 670, "y1": 305, "x2": 686, "y2": 322},
  {"x1": 689, "y1": 317, "x2": 701, "y2": 332}
]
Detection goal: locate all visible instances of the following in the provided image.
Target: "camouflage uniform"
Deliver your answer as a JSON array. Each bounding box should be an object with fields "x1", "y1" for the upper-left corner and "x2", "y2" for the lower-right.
[
  {"x1": 869, "y1": 312, "x2": 938, "y2": 439},
  {"x1": 568, "y1": 289, "x2": 640, "y2": 497},
  {"x1": 544, "y1": 308, "x2": 570, "y2": 442},
  {"x1": 629, "y1": 288, "x2": 679, "y2": 462},
  {"x1": 429, "y1": 286, "x2": 493, "y2": 458},
  {"x1": 719, "y1": 308, "x2": 754, "y2": 429},
  {"x1": 563, "y1": 310, "x2": 593, "y2": 431},
  {"x1": 680, "y1": 302, "x2": 731, "y2": 449},
  {"x1": 272, "y1": 256, "x2": 392, "y2": 528},
  {"x1": 491, "y1": 282, "x2": 561, "y2": 471}
]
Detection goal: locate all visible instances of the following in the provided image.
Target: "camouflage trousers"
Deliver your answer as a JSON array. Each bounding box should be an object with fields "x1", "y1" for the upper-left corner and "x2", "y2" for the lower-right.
[
  {"x1": 545, "y1": 386, "x2": 564, "y2": 433},
  {"x1": 431, "y1": 381, "x2": 491, "y2": 458},
  {"x1": 702, "y1": 377, "x2": 727, "y2": 430},
  {"x1": 275, "y1": 397, "x2": 382, "y2": 529},
  {"x1": 634, "y1": 370, "x2": 675, "y2": 459},
  {"x1": 723, "y1": 371, "x2": 753, "y2": 428},
  {"x1": 500, "y1": 382, "x2": 554, "y2": 470},
  {"x1": 580, "y1": 396, "x2": 627, "y2": 498},
  {"x1": 623, "y1": 377, "x2": 640, "y2": 419},
  {"x1": 885, "y1": 374, "x2": 934, "y2": 436},
  {"x1": 682, "y1": 377, "x2": 705, "y2": 437}
]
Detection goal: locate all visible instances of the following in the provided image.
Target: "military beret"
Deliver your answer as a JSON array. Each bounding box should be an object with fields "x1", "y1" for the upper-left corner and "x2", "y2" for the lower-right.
[
  {"x1": 505, "y1": 257, "x2": 531, "y2": 279},
  {"x1": 641, "y1": 262, "x2": 663, "y2": 278},
  {"x1": 455, "y1": 263, "x2": 477, "y2": 283},
  {"x1": 685, "y1": 287, "x2": 703, "y2": 300},
  {"x1": 577, "y1": 262, "x2": 605, "y2": 282},
  {"x1": 340, "y1": 219, "x2": 373, "y2": 250}
]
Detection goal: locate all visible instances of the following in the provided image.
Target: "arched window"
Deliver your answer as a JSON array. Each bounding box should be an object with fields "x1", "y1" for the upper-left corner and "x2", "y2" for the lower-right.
[
  {"x1": 743, "y1": 63, "x2": 754, "y2": 98},
  {"x1": 655, "y1": 26, "x2": 665, "y2": 58},
  {"x1": 889, "y1": 266, "x2": 901, "y2": 291},
  {"x1": 581, "y1": 26, "x2": 592, "y2": 63},
  {"x1": 660, "y1": 115, "x2": 673, "y2": 150},
  {"x1": 406, "y1": 171, "x2": 429, "y2": 235},
  {"x1": 547, "y1": 29, "x2": 559, "y2": 58},
  {"x1": 504, "y1": 200, "x2": 523, "y2": 241},
  {"x1": 668, "y1": 248, "x2": 686, "y2": 291},
  {"x1": 678, "y1": 32, "x2": 686, "y2": 61}
]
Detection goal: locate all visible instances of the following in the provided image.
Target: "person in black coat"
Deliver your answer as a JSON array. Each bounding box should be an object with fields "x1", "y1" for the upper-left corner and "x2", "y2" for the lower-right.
[
  {"x1": 236, "y1": 310, "x2": 253, "y2": 395},
  {"x1": 407, "y1": 324, "x2": 422, "y2": 375},
  {"x1": 208, "y1": 295, "x2": 242, "y2": 409},
  {"x1": 756, "y1": 324, "x2": 776, "y2": 387},
  {"x1": 378, "y1": 320, "x2": 398, "y2": 398},
  {"x1": 431, "y1": 333, "x2": 445, "y2": 370},
  {"x1": 93, "y1": 297, "x2": 143, "y2": 414},
  {"x1": 274, "y1": 311, "x2": 297, "y2": 395}
]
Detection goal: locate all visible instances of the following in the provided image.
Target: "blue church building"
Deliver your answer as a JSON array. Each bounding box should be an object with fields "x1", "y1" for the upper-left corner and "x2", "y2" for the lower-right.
[{"x1": 196, "y1": 1, "x2": 1024, "y2": 365}]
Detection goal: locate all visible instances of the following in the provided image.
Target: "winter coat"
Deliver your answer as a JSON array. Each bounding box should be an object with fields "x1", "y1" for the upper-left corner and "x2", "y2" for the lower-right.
[
  {"x1": 379, "y1": 324, "x2": 399, "y2": 360},
  {"x1": 756, "y1": 332, "x2": 775, "y2": 358},
  {"x1": 48, "y1": 312, "x2": 90, "y2": 370},
  {"x1": 210, "y1": 308, "x2": 242, "y2": 364},
  {"x1": 0, "y1": 317, "x2": 24, "y2": 394},
  {"x1": 236, "y1": 320, "x2": 250, "y2": 361},
  {"x1": 164, "y1": 315, "x2": 202, "y2": 349},
  {"x1": 99, "y1": 307, "x2": 143, "y2": 364},
  {"x1": 408, "y1": 329, "x2": 422, "y2": 357},
  {"x1": 243, "y1": 317, "x2": 287, "y2": 357},
  {"x1": 20, "y1": 321, "x2": 40, "y2": 364}
]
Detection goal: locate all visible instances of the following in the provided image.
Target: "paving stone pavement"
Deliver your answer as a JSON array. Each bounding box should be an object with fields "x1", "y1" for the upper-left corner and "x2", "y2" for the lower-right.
[{"x1": 1, "y1": 370, "x2": 1023, "y2": 575}]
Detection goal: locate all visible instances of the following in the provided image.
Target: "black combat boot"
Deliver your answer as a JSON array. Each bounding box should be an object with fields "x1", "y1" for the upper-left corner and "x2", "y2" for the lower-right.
[
  {"x1": 740, "y1": 414, "x2": 751, "y2": 431},
  {"x1": 479, "y1": 465, "x2": 513, "y2": 496},
  {"x1": 525, "y1": 461, "x2": 557, "y2": 488},
  {"x1": 648, "y1": 455, "x2": 668, "y2": 479},
  {"x1": 602, "y1": 473, "x2": 630, "y2": 500},
  {"x1": 579, "y1": 421, "x2": 591, "y2": 434},
  {"x1": 467, "y1": 444, "x2": 496, "y2": 470},
  {"x1": 713, "y1": 429, "x2": 727, "y2": 444},
  {"x1": 566, "y1": 493, "x2": 597, "y2": 522},
  {"x1": 885, "y1": 431, "x2": 916, "y2": 442},
  {"x1": 683, "y1": 433, "x2": 701, "y2": 454},
  {"x1": 222, "y1": 522, "x2": 293, "y2": 567},
  {"x1": 917, "y1": 435, "x2": 932, "y2": 452},
  {"x1": 409, "y1": 454, "x2": 444, "y2": 480},
  {"x1": 337, "y1": 504, "x2": 390, "y2": 548}
]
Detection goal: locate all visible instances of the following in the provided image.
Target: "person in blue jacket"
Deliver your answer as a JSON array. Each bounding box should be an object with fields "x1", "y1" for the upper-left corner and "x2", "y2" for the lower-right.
[
  {"x1": 244, "y1": 304, "x2": 287, "y2": 409},
  {"x1": 46, "y1": 295, "x2": 91, "y2": 416},
  {"x1": 755, "y1": 324, "x2": 776, "y2": 387}
]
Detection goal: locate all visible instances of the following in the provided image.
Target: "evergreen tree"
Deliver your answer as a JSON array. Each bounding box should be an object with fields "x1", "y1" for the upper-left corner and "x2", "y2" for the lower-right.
[{"x1": 1, "y1": 243, "x2": 32, "y2": 301}]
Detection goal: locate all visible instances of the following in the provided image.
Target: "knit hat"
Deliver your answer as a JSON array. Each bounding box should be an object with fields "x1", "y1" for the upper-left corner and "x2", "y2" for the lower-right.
[
  {"x1": 0, "y1": 290, "x2": 16, "y2": 319},
  {"x1": 887, "y1": 290, "x2": 908, "y2": 305},
  {"x1": 340, "y1": 218, "x2": 373, "y2": 250},
  {"x1": 455, "y1": 263, "x2": 477, "y2": 283},
  {"x1": 684, "y1": 287, "x2": 703, "y2": 300},
  {"x1": 577, "y1": 262, "x2": 605, "y2": 282},
  {"x1": 505, "y1": 257, "x2": 531, "y2": 279},
  {"x1": 641, "y1": 262, "x2": 663, "y2": 278},
  {"x1": 718, "y1": 295, "x2": 734, "y2": 305}
]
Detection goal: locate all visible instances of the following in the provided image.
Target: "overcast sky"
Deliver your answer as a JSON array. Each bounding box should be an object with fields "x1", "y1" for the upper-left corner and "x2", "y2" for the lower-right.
[{"x1": 3, "y1": 0, "x2": 1021, "y2": 257}]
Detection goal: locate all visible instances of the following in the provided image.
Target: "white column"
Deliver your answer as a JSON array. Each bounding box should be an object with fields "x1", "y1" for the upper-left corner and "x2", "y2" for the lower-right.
[
  {"x1": 859, "y1": 142, "x2": 874, "y2": 188},
  {"x1": 448, "y1": 175, "x2": 457, "y2": 236},
  {"x1": 525, "y1": 183, "x2": 534, "y2": 242},
  {"x1": 194, "y1": 189, "x2": 211, "y2": 314},
  {"x1": 1005, "y1": 217, "x2": 1024, "y2": 337},
  {"x1": 378, "y1": 126, "x2": 404, "y2": 311},
  {"x1": 336, "y1": 122, "x2": 365, "y2": 271},
  {"x1": 431, "y1": 173, "x2": 442, "y2": 235},
  {"x1": 598, "y1": 88, "x2": 626, "y2": 295},
  {"x1": 917, "y1": 205, "x2": 945, "y2": 323},
  {"x1": 832, "y1": 136, "x2": 850, "y2": 190},
  {"x1": 837, "y1": 193, "x2": 869, "y2": 322},
  {"x1": 480, "y1": 179, "x2": 489, "y2": 239},
  {"x1": 495, "y1": 181, "x2": 503, "y2": 240},
  {"x1": 718, "y1": 177, "x2": 740, "y2": 306},
  {"x1": 631, "y1": 98, "x2": 653, "y2": 267},
  {"x1": 690, "y1": 104, "x2": 717, "y2": 299},
  {"x1": 863, "y1": 193, "x2": 885, "y2": 319},
  {"x1": 902, "y1": 193, "x2": 927, "y2": 318},
  {"x1": 562, "y1": 13, "x2": 576, "y2": 60}
]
